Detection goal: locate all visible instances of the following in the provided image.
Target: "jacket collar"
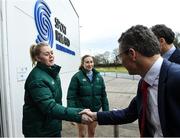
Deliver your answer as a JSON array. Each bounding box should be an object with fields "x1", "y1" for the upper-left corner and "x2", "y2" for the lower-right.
[
  {"x1": 169, "y1": 48, "x2": 180, "y2": 62},
  {"x1": 37, "y1": 62, "x2": 61, "y2": 78}
]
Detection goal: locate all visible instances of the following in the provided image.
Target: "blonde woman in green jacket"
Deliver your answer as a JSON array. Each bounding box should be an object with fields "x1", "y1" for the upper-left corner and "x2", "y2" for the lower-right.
[
  {"x1": 23, "y1": 42, "x2": 92, "y2": 137},
  {"x1": 67, "y1": 55, "x2": 109, "y2": 137}
]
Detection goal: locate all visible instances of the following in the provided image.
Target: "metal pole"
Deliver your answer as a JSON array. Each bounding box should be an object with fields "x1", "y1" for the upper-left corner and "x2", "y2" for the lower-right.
[
  {"x1": 113, "y1": 108, "x2": 119, "y2": 137},
  {"x1": 114, "y1": 125, "x2": 119, "y2": 137}
]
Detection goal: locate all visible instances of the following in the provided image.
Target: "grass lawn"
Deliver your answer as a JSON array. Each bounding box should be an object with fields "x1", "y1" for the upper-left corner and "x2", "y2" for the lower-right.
[{"x1": 95, "y1": 66, "x2": 128, "y2": 73}]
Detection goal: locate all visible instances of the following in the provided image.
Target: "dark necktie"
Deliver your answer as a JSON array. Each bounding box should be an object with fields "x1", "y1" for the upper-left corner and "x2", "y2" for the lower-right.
[{"x1": 140, "y1": 80, "x2": 150, "y2": 137}]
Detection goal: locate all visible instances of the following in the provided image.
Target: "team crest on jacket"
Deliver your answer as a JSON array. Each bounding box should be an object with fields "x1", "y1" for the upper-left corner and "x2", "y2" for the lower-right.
[
  {"x1": 82, "y1": 78, "x2": 86, "y2": 81},
  {"x1": 96, "y1": 77, "x2": 99, "y2": 81}
]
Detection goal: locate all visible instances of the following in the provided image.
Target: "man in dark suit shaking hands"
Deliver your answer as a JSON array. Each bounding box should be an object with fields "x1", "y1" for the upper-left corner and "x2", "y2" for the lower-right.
[{"x1": 80, "y1": 25, "x2": 180, "y2": 137}]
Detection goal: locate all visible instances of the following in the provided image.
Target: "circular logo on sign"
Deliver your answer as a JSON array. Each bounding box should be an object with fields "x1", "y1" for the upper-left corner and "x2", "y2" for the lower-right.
[{"x1": 34, "y1": 0, "x2": 54, "y2": 47}]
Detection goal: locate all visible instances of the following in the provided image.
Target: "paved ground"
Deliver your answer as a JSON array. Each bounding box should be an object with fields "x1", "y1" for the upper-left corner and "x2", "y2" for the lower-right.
[{"x1": 62, "y1": 75, "x2": 140, "y2": 137}]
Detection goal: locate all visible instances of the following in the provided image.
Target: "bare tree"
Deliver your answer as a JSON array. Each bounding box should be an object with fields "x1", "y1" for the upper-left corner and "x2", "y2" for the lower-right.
[
  {"x1": 94, "y1": 51, "x2": 111, "y2": 65},
  {"x1": 112, "y1": 48, "x2": 119, "y2": 63},
  {"x1": 103, "y1": 51, "x2": 110, "y2": 64},
  {"x1": 94, "y1": 54, "x2": 102, "y2": 65}
]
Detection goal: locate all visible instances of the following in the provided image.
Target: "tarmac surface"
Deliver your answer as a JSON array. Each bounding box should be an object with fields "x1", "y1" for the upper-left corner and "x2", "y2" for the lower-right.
[{"x1": 61, "y1": 74, "x2": 141, "y2": 137}]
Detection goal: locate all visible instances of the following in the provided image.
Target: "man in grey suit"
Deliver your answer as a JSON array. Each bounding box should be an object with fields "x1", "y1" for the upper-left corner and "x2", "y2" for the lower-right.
[{"x1": 151, "y1": 24, "x2": 180, "y2": 64}]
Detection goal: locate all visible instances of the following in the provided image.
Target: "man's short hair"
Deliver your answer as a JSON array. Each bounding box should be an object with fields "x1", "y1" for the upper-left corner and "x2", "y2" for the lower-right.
[
  {"x1": 118, "y1": 25, "x2": 160, "y2": 57},
  {"x1": 151, "y1": 24, "x2": 175, "y2": 44}
]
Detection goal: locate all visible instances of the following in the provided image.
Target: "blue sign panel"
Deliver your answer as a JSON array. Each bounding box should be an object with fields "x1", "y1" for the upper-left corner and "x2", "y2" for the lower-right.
[{"x1": 34, "y1": 0, "x2": 75, "y2": 55}]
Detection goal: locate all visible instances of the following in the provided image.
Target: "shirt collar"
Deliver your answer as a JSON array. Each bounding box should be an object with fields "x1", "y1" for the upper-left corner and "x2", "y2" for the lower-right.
[
  {"x1": 86, "y1": 70, "x2": 93, "y2": 75},
  {"x1": 163, "y1": 44, "x2": 176, "y2": 59},
  {"x1": 143, "y1": 57, "x2": 163, "y2": 86}
]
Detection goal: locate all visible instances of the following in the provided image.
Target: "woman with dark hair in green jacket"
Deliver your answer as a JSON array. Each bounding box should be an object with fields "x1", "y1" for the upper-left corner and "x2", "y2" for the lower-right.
[
  {"x1": 67, "y1": 55, "x2": 109, "y2": 137},
  {"x1": 22, "y1": 42, "x2": 92, "y2": 137}
]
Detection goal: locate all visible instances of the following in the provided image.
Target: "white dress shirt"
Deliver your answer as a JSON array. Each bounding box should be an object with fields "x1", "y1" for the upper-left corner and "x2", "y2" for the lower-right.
[
  {"x1": 163, "y1": 44, "x2": 176, "y2": 60},
  {"x1": 143, "y1": 57, "x2": 163, "y2": 137}
]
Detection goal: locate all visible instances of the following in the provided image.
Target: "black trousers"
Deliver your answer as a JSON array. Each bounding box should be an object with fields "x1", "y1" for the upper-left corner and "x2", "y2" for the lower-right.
[{"x1": 24, "y1": 131, "x2": 61, "y2": 137}]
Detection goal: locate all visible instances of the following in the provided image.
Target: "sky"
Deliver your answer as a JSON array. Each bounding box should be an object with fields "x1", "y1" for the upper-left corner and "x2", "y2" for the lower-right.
[{"x1": 71, "y1": 0, "x2": 180, "y2": 56}]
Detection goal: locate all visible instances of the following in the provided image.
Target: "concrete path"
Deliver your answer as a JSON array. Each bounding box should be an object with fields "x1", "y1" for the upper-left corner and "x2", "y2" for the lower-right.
[{"x1": 62, "y1": 75, "x2": 140, "y2": 137}]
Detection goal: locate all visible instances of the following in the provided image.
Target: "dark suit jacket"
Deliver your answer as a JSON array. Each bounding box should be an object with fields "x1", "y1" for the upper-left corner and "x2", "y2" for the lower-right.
[
  {"x1": 169, "y1": 48, "x2": 180, "y2": 64},
  {"x1": 97, "y1": 59, "x2": 180, "y2": 137}
]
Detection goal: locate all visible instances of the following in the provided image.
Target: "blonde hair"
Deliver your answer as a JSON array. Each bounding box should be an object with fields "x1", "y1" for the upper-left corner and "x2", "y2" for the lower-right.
[
  {"x1": 30, "y1": 42, "x2": 49, "y2": 66},
  {"x1": 79, "y1": 55, "x2": 93, "y2": 70}
]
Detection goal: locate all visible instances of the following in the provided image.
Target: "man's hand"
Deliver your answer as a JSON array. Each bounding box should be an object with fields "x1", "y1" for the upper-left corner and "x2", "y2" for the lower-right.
[
  {"x1": 70, "y1": 122, "x2": 76, "y2": 126},
  {"x1": 81, "y1": 113, "x2": 93, "y2": 124},
  {"x1": 79, "y1": 109, "x2": 97, "y2": 121}
]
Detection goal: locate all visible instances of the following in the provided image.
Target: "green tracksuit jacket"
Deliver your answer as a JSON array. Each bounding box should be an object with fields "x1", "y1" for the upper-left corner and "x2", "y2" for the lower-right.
[
  {"x1": 23, "y1": 62, "x2": 82, "y2": 137},
  {"x1": 67, "y1": 68, "x2": 109, "y2": 112}
]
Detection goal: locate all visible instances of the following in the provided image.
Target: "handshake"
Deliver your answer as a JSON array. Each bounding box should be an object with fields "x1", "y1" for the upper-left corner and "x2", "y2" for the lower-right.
[{"x1": 80, "y1": 109, "x2": 97, "y2": 124}]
